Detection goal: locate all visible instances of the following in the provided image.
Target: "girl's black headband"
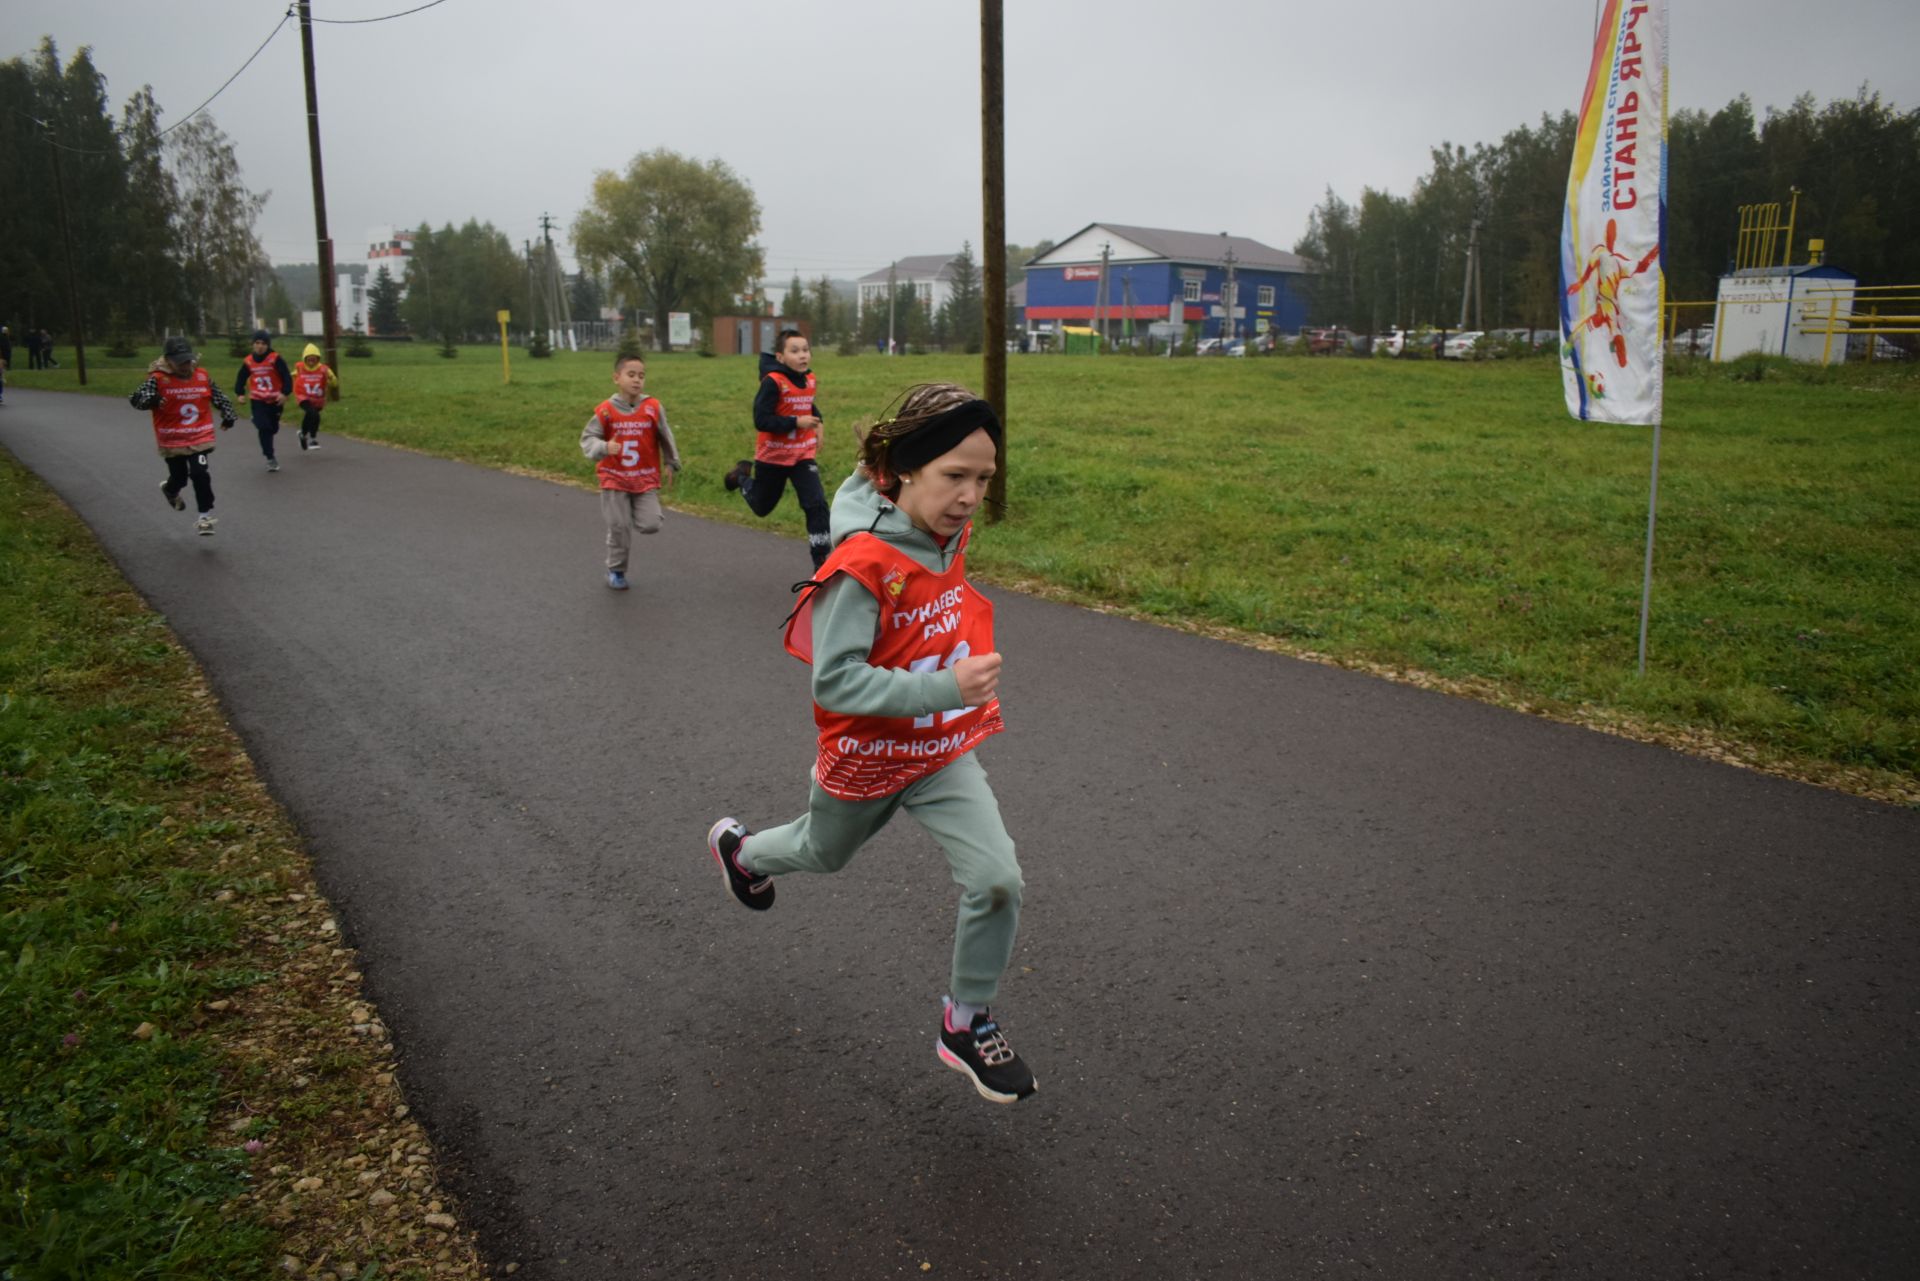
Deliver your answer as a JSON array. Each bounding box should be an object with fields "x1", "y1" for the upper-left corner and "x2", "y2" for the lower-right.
[{"x1": 882, "y1": 399, "x2": 1003, "y2": 475}]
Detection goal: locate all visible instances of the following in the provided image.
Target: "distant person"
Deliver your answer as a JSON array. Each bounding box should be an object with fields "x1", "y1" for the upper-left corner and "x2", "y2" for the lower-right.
[
  {"x1": 23, "y1": 327, "x2": 41, "y2": 370},
  {"x1": 579, "y1": 352, "x2": 680, "y2": 591},
  {"x1": 704, "y1": 381, "x2": 1036, "y2": 1105},
  {"x1": 0, "y1": 326, "x2": 10, "y2": 405},
  {"x1": 130, "y1": 335, "x2": 236, "y2": 536},
  {"x1": 39, "y1": 329, "x2": 57, "y2": 368},
  {"x1": 722, "y1": 328, "x2": 830, "y2": 569},
  {"x1": 291, "y1": 342, "x2": 337, "y2": 451},
  {"x1": 234, "y1": 329, "x2": 292, "y2": 472}
]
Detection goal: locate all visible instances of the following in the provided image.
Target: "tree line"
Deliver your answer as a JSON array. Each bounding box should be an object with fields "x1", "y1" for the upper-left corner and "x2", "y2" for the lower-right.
[
  {"x1": 1, "y1": 39, "x2": 265, "y2": 345},
  {"x1": 1293, "y1": 87, "x2": 1920, "y2": 334}
]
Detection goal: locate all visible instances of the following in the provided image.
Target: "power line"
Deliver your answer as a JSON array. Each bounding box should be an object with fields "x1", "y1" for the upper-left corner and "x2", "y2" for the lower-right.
[
  {"x1": 308, "y1": 0, "x2": 452, "y2": 24},
  {"x1": 159, "y1": 13, "x2": 292, "y2": 139},
  {"x1": 11, "y1": 12, "x2": 292, "y2": 156}
]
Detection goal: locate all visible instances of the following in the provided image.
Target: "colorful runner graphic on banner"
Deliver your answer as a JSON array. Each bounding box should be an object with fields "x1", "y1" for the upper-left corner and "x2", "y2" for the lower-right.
[{"x1": 1560, "y1": 0, "x2": 1667, "y2": 425}]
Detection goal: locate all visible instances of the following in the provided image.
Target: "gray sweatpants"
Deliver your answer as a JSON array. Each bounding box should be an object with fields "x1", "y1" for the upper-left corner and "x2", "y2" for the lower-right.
[
  {"x1": 600, "y1": 488, "x2": 662, "y2": 571},
  {"x1": 740, "y1": 751, "x2": 1023, "y2": 1006}
]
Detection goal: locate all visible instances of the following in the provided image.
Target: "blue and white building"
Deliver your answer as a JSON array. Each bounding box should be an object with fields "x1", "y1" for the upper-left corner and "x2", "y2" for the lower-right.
[{"x1": 1025, "y1": 223, "x2": 1313, "y2": 343}]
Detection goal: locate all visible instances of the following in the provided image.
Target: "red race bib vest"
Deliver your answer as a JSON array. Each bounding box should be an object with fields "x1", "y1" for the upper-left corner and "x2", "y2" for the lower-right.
[
  {"x1": 756, "y1": 368, "x2": 818, "y2": 465},
  {"x1": 149, "y1": 368, "x2": 217, "y2": 452},
  {"x1": 594, "y1": 397, "x2": 664, "y2": 493},
  {"x1": 242, "y1": 352, "x2": 281, "y2": 402},
  {"x1": 784, "y1": 528, "x2": 1004, "y2": 801},
  {"x1": 292, "y1": 365, "x2": 330, "y2": 403}
]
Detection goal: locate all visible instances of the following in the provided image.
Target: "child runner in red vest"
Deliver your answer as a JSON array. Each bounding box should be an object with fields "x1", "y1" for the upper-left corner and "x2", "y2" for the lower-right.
[
  {"x1": 580, "y1": 352, "x2": 681, "y2": 591},
  {"x1": 130, "y1": 335, "x2": 237, "y2": 535},
  {"x1": 707, "y1": 382, "x2": 1035, "y2": 1104},
  {"x1": 723, "y1": 328, "x2": 832, "y2": 569},
  {"x1": 291, "y1": 343, "x2": 337, "y2": 451},
  {"x1": 233, "y1": 329, "x2": 292, "y2": 472}
]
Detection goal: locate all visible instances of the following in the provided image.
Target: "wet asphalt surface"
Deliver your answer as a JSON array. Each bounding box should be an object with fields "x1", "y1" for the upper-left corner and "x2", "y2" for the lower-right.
[{"x1": 4, "y1": 387, "x2": 1916, "y2": 1279}]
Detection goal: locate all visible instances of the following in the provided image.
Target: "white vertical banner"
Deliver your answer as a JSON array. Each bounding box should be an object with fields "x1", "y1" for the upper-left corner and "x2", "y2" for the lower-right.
[{"x1": 1560, "y1": 0, "x2": 1668, "y2": 425}]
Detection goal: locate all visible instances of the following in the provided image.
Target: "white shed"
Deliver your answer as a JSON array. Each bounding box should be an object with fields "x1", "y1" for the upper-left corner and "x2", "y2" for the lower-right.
[{"x1": 1713, "y1": 263, "x2": 1858, "y2": 364}]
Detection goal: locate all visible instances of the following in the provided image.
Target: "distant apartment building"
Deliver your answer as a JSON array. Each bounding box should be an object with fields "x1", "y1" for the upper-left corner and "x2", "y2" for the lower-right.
[
  {"x1": 326, "y1": 226, "x2": 413, "y2": 334},
  {"x1": 856, "y1": 253, "x2": 966, "y2": 319}
]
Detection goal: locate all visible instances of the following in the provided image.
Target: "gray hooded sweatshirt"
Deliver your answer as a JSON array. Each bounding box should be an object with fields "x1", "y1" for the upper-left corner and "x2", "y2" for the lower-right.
[{"x1": 808, "y1": 471, "x2": 970, "y2": 720}]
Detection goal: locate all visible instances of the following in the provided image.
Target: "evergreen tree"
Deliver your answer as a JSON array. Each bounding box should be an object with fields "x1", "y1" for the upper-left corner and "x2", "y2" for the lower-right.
[
  {"x1": 941, "y1": 242, "x2": 984, "y2": 353},
  {"x1": 810, "y1": 275, "x2": 837, "y2": 342},
  {"x1": 367, "y1": 266, "x2": 404, "y2": 335},
  {"x1": 784, "y1": 271, "x2": 809, "y2": 325}
]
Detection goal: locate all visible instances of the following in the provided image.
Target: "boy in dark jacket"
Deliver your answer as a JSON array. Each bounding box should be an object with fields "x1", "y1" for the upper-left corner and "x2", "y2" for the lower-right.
[
  {"x1": 723, "y1": 329, "x2": 830, "y2": 568},
  {"x1": 234, "y1": 329, "x2": 292, "y2": 471}
]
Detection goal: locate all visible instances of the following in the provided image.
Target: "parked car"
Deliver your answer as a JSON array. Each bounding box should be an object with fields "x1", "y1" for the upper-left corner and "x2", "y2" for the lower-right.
[
  {"x1": 1666, "y1": 325, "x2": 1715, "y2": 355},
  {"x1": 1195, "y1": 336, "x2": 1223, "y2": 356},
  {"x1": 1224, "y1": 339, "x2": 1246, "y2": 357},
  {"x1": 1481, "y1": 327, "x2": 1537, "y2": 357},
  {"x1": 1381, "y1": 327, "x2": 1447, "y2": 357},
  {"x1": 1304, "y1": 326, "x2": 1358, "y2": 355},
  {"x1": 1441, "y1": 330, "x2": 1485, "y2": 359},
  {"x1": 1846, "y1": 333, "x2": 1911, "y2": 360}
]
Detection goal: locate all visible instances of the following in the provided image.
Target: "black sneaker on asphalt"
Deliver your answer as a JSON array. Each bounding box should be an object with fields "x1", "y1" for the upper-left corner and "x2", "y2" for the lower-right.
[
  {"x1": 938, "y1": 1003, "x2": 1037, "y2": 1103},
  {"x1": 707, "y1": 817, "x2": 773, "y2": 910},
  {"x1": 160, "y1": 480, "x2": 185, "y2": 511},
  {"x1": 723, "y1": 459, "x2": 753, "y2": 492}
]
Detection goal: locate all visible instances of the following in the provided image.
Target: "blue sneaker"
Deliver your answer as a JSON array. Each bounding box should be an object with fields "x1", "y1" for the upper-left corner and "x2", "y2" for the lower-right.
[{"x1": 607, "y1": 570, "x2": 629, "y2": 590}]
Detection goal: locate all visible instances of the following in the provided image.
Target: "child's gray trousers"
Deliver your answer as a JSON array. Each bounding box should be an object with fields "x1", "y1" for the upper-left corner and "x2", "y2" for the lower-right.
[{"x1": 741, "y1": 751, "x2": 1022, "y2": 1006}]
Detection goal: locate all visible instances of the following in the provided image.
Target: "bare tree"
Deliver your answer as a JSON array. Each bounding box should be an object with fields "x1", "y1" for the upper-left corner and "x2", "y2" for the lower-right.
[{"x1": 167, "y1": 113, "x2": 266, "y2": 334}]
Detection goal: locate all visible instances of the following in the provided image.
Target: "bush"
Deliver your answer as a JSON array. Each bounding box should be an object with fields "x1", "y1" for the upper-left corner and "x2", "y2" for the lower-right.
[
  {"x1": 345, "y1": 330, "x2": 373, "y2": 359},
  {"x1": 527, "y1": 331, "x2": 552, "y2": 359},
  {"x1": 226, "y1": 332, "x2": 250, "y2": 358},
  {"x1": 837, "y1": 336, "x2": 860, "y2": 357},
  {"x1": 615, "y1": 329, "x2": 648, "y2": 363}
]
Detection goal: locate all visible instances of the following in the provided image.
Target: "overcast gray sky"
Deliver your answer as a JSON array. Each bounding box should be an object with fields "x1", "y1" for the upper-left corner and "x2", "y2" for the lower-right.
[{"x1": 10, "y1": 0, "x2": 1917, "y2": 278}]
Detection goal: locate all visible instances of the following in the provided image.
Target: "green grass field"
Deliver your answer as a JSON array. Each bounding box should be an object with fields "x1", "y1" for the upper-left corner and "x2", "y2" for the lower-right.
[
  {"x1": 12, "y1": 341, "x2": 1917, "y2": 797},
  {"x1": 0, "y1": 449, "x2": 481, "y2": 1277}
]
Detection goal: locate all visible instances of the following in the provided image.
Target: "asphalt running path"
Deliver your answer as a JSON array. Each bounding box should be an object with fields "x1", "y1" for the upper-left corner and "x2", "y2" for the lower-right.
[{"x1": 6, "y1": 387, "x2": 1916, "y2": 1279}]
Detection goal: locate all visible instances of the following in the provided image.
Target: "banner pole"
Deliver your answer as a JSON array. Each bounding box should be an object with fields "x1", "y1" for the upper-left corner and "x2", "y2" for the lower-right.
[{"x1": 1637, "y1": 421, "x2": 1661, "y2": 675}]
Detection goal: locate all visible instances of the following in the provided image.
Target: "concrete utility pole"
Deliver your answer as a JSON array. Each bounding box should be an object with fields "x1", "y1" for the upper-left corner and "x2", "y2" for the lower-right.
[
  {"x1": 1095, "y1": 241, "x2": 1111, "y2": 351},
  {"x1": 887, "y1": 260, "x2": 897, "y2": 355},
  {"x1": 1222, "y1": 240, "x2": 1238, "y2": 343},
  {"x1": 538, "y1": 211, "x2": 569, "y2": 348},
  {"x1": 1458, "y1": 219, "x2": 1481, "y2": 331},
  {"x1": 980, "y1": 0, "x2": 1007, "y2": 521},
  {"x1": 298, "y1": 1, "x2": 341, "y2": 398},
  {"x1": 1474, "y1": 221, "x2": 1485, "y2": 332}
]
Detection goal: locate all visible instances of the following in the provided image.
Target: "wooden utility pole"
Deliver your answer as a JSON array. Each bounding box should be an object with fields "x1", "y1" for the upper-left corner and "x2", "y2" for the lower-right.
[
  {"x1": 981, "y1": 0, "x2": 1007, "y2": 521},
  {"x1": 298, "y1": 1, "x2": 341, "y2": 398}
]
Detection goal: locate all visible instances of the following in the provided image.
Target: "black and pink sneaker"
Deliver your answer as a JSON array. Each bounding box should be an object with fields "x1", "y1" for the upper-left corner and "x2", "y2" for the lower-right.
[
  {"x1": 937, "y1": 1000, "x2": 1037, "y2": 1103},
  {"x1": 708, "y1": 817, "x2": 773, "y2": 911}
]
